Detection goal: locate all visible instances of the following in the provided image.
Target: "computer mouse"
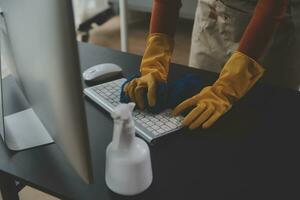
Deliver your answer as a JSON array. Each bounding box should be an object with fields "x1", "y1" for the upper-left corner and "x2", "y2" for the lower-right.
[{"x1": 83, "y1": 63, "x2": 122, "y2": 82}]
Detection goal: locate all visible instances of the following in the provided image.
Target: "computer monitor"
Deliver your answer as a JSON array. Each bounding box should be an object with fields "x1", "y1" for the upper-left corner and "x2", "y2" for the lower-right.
[{"x1": 0, "y1": 0, "x2": 93, "y2": 183}]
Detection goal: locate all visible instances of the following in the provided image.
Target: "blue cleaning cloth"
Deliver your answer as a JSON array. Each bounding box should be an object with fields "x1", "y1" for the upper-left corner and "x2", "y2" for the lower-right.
[{"x1": 120, "y1": 74, "x2": 209, "y2": 114}]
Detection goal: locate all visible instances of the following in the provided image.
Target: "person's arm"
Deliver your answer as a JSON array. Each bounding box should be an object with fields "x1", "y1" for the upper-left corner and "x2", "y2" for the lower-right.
[
  {"x1": 150, "y1": 0, "x2": 182, "y2": 37},
  {"x1": 139, "y1": 0, "x2": 182, "y2": 81},
  {"x1": 123, "y1": 0, "x2": 182, "y2": 109},
  {"x1": 173, "y1": 0, "x2": 289, "y2": 130},
  {"x1": 238, "y1": 0, "x2": 289, "y2": 60}
]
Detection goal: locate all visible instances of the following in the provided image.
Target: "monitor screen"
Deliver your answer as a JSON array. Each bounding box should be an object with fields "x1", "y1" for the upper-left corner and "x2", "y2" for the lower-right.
[
  {"x1": 0, "y1": 11, "x2": 31, "y2": 146},
  {"x1": 0, "y1": 0, "x2": 92, "y2": 183}
]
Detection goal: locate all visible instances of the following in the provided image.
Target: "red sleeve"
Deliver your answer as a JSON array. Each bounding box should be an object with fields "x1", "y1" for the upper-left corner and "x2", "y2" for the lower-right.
[
  {"x1": 149, "y1": 0, "x2": 182, "y2": 37},
  {"x1": 238, "y1": 0, "x2": 289, "y2": 60}
]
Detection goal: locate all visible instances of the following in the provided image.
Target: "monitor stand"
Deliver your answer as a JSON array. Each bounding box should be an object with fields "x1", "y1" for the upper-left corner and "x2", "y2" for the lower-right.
[
  {"x1": 0, "y1": 75, "x2": 53, "y2": 151},
  {"x1": 4, "y1": 108, "x2": 54, "y2": 151}
]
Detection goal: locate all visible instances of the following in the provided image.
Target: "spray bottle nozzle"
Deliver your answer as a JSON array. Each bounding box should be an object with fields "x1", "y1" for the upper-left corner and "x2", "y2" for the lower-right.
[{"x1": 110, "y1": 103, "x2": 136, "y2": 150}]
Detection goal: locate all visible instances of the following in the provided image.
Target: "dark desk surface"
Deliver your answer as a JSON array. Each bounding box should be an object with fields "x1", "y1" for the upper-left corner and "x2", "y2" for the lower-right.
[{"x1": 1, "y1": 42, "x2": 300, "y2": 200}]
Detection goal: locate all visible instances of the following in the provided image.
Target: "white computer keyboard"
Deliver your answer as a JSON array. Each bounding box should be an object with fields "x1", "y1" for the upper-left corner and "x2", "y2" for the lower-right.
[{"x1": 83, "y1": 78, "x2": 183, "y2": 142}]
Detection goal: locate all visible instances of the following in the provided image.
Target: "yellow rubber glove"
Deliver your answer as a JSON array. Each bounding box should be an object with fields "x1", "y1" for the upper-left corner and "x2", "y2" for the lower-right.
[
  {"x1": 173, "y1": 51, "x2": 265, "y2": 130},
  {"x1": 124, "y1": 33, "x2": 174, "y2": 109}
]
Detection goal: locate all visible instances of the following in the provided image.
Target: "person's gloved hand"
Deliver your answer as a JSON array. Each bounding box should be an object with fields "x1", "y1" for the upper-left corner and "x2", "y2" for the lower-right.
[
  {"x1": 121, "y1": 74, "x2": 209, "y2": 114},
  {"x1": 124, "y1": 72, "x2": 162, "y2": 109},
  {"x1": 173, "y1": 51, "x2": 265, "y2": 130},
  {"x1": 123, "y1": 33, "x2": 174, "y2": 109}
]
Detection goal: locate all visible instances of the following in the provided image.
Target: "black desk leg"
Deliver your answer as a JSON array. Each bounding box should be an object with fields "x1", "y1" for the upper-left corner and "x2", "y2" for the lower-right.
[{"x1": 0, "y1": 172, "x2": 20, "y2": 200}]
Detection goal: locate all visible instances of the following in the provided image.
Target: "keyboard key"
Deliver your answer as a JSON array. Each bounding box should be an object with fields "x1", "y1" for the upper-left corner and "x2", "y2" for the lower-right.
[
  {"x1": 161, "y1": 118, "x2": 168, "y2": 123},
  {"x1": 170, "y1": 118, "x2": 179, "y2": 124},
  {"x1": 147, "y1": 121, "x2": 154, "y2": 126},
  {"x1": 162, "y1": 125, "x2": 171, "y2": 131},
  {"x1": 151, "y1": 118, "x2": 159, "y2": 122},
  {"x1": 156, "y1": 115, "x2": 163, "y2": 119},
  {"x1": 147, "y1": 127, "x2": 154, "y2": 132},
  {"x1": 136, "y1": 114, "x2": 144, "y2": 119},
  {"x1": 147, "y1": 117, "x2": 155, "y2": 121},
  {"x1": 141, "y1": 118, "x2": 149, "y2": 123},
  {"x1": 153, "y1": 131, "x2": 159, "y2": 136},
  {"x1": 142, "y1": 123, "x2": 149, "y2": 128},
  {"x1": 156, "y1": 122, "x2": 163, "y2": 126},
  {"x1": 166, "y1": 122, "x2": 177, "y2": 129},
  {"x1": 157, "y1": 129, "x2": 165, "y2": 134},
  {"x1": 175, "y1": 116, "x2": 183, "y2": 121}
]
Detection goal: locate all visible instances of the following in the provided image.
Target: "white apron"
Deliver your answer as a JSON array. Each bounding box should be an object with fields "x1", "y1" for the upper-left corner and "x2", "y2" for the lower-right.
[{"x1": 189, "y1": 0, "x2": 300, "y2": 90}]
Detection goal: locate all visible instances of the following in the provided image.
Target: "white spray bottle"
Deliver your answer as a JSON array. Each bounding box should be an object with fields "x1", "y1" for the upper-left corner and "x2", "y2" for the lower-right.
[{"x1": 105, "y1": 103, "x2": 153, "y2": 195}]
